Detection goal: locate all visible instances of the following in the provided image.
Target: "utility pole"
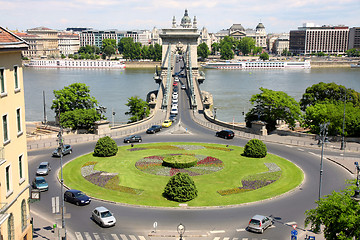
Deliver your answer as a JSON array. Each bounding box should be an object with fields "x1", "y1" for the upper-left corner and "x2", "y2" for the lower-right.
[
  {"x1": 340, "y1": 88, "x2": 346, "y2": 150},
  {"x1": 318, "y1": 122, "x2": 329, "y2": 201},
  {"x1": 43, "y1": 91, "x2": 47, "y2": 124}
]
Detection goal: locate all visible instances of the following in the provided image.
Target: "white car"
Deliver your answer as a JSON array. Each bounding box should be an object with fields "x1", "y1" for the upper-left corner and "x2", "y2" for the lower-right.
[
  {"x1": 171, "y1": 108, "x2": 178, "y2": 114},
  {"x1": 172, "y1": 98, "x2": 178, "y2": 104},
  {"x1": 172, "y1": 103, "x2": 178, "y2": 109},
  {"x1": 92, "y1": 206, "x2": 116, "y2": 227},
  {"x1": 172, "y1": 93, "x2": 178, "y2": 100}
]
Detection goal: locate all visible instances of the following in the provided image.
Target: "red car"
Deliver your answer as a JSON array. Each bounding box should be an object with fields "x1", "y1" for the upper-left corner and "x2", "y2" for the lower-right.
[{"x1": 173, "y1": 82, "x2": 178, "y2": 86}]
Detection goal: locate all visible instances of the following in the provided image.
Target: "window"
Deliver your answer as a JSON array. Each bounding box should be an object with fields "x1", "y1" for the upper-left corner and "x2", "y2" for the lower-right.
[
  {"x1": 21, "y1": 200, "x2": 27, "y2": 231},
  {"x1": 0, "y1": 68, "x2": 5, "y2": 94},
  {"x1": 6, "y1": 165, "x2": 11, "y2": 193},
  {"x1": 19, "y1": 154, "x2": 23, "y2": 180},
  {"x1": 16, "y1": 108, "x2": 22, "y2": 133},
  {"x1": 3, "y1": 114, "x2": 9, "y2": 143},
  {"x1": 14, "y1": 66, "x2": 19, "y2": 89}
]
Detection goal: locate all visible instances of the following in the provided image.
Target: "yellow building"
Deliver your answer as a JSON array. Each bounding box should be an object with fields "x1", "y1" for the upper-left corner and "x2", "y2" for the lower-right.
[{"x1": 0, "y1": 27, "x2": 32, "y2": 240}]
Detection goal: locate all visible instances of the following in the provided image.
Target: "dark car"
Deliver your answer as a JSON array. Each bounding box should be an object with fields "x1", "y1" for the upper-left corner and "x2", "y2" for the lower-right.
[
  {"x1": 216, "y1": 130, "x2": 235, "y2": 139},
  {"x1": 52, "y1": 144, "x2": 72, "y2": 157},
  {"x1": 123, "y1": 135, "x2": 142, "y2": 143},
  {"x1": 169, "y1": 114, "x2": 177, "y2": 122},
  {"x1": 64, "y1": 189, "x2": 91, "y2": 206},
  {"x1": 146, "y1": 125, "x2": 162, "y2": 134}
]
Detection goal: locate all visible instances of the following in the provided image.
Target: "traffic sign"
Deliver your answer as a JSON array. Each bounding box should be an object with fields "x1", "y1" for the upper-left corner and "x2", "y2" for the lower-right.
[
  {"x1": 291, "y1": 229, "x2": 298, "y2": 236},
  {"x1": 292, "y1": 224, "x2": 297, "y2": 229},
  {"x1": 291, "y1": 236, "x2": 297, "y2": 240}
]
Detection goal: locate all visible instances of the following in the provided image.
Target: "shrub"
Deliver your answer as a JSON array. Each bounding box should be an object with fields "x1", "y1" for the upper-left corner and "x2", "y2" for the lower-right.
[
  {"x1": 163, "y1": 172, "x2": 198, "y2": 202},
  {"x1": 162, "y1": 155, "x2": 198, "y2": 169},
  {"x1": 93, "y1": 136, "x2": 118, "y2": 157},
  {"x1": 243, "y1": 139, "x2": 267, "y2": 158}
]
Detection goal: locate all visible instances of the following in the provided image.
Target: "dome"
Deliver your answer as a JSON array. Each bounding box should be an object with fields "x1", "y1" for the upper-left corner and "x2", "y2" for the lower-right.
[
  {"x1": 256, "y1": 23, "x2": 265, "y2": 29},
  {"x1": 180, "y1": 9, "x2": 192, "y2": 28}
]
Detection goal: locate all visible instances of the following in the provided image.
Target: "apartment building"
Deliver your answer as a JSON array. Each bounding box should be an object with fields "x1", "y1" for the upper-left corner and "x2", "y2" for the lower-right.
[
  {"x1": 58, "y1": 32, "x2": 80, "y2": 55},
  {"x1": 26, "y1": 27, "x2": 60, "y2": 57},
  {"x1": 290, "y1": 23, "x2": 349, "y2": 55},
  {"x1": 79, "y1": 30, "x2": 126, "y2": 49},
  {"x1": 349, "y1": 27, "x2": 360, "y2": 49},
  {"x1": 0, "y1": 26, "x2": 32, "y2": 240}
]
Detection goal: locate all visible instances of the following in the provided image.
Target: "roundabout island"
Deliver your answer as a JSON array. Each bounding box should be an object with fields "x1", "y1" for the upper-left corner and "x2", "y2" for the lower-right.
[{"x1": 62, "y1": 142, "x2": 303, "y2": 207}]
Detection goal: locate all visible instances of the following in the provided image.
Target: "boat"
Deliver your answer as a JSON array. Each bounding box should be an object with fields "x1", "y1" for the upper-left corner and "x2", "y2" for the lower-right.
[
  {"x1": 25, "y1": 59, "x2": 126, "y2": 69},
  {"x1": 202, "y1": 61, "x2": 311, "y2": 69},
  {"x1": 350, "y1": 62, "x2": 360, "y2": 68}
]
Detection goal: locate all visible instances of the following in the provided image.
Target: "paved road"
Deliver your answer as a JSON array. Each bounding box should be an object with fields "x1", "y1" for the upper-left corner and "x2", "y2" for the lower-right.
[{"x1": 28, "y1": 56, "x2": 358, "y2": 240}]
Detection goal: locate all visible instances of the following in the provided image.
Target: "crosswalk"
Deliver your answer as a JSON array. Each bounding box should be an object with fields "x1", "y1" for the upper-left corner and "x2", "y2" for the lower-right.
[{"x1": 74, "y1": 232, "x2": 269, "y2": 240}]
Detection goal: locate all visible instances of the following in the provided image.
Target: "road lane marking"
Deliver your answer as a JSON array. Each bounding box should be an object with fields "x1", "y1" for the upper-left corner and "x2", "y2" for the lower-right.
[
  {"x1": 236, "y1": 228, "x2": 246, "y2": 232},
  {"x1": 129, "y1": 235, "x2": 137, "y2": 240},
  {"x1": 213, "y1": 237, "x2": 220, "y2": 240},
  {"x1": 93, "y1": 233, "x2": 101, "y2": 240},
  {"x1": 298, "y1": 148, "x2": 304, "y2": 151},
  {"x1": 120, "y1": 234, "x2": 128, "y2": 240},
  {"x1": 84, "y1": 232, "x2": 92, "y2": 240},
  {"x1": 75, "y1": 232, "x2": 84, "y2": 240},
  {"x1": 210, "y1": 230, "x2": 226, "y2": 234},
  {"x1": 111, "y1": 234, "x2": 120, "y2": 240},
  {"x1": 138, "y1": 236, "x2": 146, "y2": 240}
]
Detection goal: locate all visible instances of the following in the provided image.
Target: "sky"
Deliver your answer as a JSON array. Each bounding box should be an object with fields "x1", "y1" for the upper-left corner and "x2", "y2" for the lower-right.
[{"x1": 1, "y1": 0, "x2": 360, "y2": 34}]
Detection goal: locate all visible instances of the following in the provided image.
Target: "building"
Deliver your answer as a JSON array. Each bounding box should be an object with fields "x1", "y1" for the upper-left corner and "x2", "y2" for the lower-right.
[
  {"x1": 273, "y1": 34, "x2": 290, "y2": 55},
  {"x1": 79, "y1": 29, "x2": 125, "y2": 49},
  {"x1": 290, "y1": 23, "x2": 349, "y2": 55},
  {"x1": 26, "y1": 26, "x2": 60, "y2": 57},
  {"x1": 13, "y1": 32, "x2": 41, "y2": 58},
  {"x1": 58, "y1": 32, "x2": 80, "y2": 55},
  {"x1": 0, "y1": 26, "x2": 32, "y2": 240},
  {"x1": 215, "y1": 23, "x2": 267, "y2": 48},
  {"x1": 349, "y1": 27, "x2": 360, "y2": 49}
]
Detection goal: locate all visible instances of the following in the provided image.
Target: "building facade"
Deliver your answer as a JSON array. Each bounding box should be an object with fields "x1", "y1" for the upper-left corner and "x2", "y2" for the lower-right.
[
  {"x1": 79, "y1": 30, "x2": 126, "y2": 49},
  {"x1": 0, "y1": 26, "x2": 32, "y2": 240},
  {"x1": 13, "y1": 32, "x2": 41, "y2": 58},
  {"x1": 274, "y1": 34, "x2": 290, "y2": 55},
  {"x1": 26, "y1": 27, "x2": 60, "y2": 57},
  {"x1": 290, "y1": 23, "x2": 349, "y2": 55},
  {"x1": 58, "y1": 32, "x2": 80, "y2": 55},
  {"x1": 349, "y1": 27, "x2": 360, "y2": 49}
]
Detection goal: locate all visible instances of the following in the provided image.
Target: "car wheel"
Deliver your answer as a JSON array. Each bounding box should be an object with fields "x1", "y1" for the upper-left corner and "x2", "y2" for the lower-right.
[
  {"x1": 260, "y1": 228, "x2": 264, "y2": 234},
  {"x1": 69, "y1": 150, "x2": 72, "y2": 154},
  {"x1": 138, "y1": 139, "x2": 142, "y2": 143},
  {"x1": 75, "y1": 201, "x2": 80, "y2": 206}
]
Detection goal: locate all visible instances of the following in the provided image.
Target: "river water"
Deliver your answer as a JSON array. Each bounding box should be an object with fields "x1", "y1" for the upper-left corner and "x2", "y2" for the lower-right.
[{"x1": 23, "y1": 67, "x2": 360, "y2": 123}]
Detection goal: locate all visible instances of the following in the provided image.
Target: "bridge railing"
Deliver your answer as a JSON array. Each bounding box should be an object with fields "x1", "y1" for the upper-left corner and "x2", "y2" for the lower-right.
[{"x1": 162, "y1": 44, "x2": 172, "y2": 108}]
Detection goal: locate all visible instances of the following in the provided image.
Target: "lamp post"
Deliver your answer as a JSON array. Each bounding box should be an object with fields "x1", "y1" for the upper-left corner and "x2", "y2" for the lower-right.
[
  {"x1": 340, "y1": 88, "x2": 346, "y2": 150},
  {"x1": 177, "y1": 223, "x2": 185, "y2": 240},
  {"x1": 318, "y1": 122, "x2": 329, "y2": 201},
  {"x1": 352, "y1": 162, "x2": 360, "y2": 202},
  {"x1": 57, "y1": 128, "x2": 66, "y2": 240},
  {"x1": 213, "y1": 107, "x2": 217, "y2": 120}
]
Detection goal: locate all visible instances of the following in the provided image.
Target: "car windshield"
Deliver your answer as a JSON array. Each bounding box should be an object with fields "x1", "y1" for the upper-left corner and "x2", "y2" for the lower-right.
[
  {"x1": 36, "y1": 179, "x2": 46, "y2": 184},
  {"x1": 74, "y1": 192, "x2": 86, "y2": 197},
  {"x1": 38, "y1": 164, "x2": 47, "y2": 169},
  {"x1": 101, "y1": 211, "x2": 112, "y2": 218},
  {"x1": 250, "y1": 219, "x2": 261, "y2": 225},
  {"x1": 151, "y1": 126, "x2": 157, "y2": 128}
]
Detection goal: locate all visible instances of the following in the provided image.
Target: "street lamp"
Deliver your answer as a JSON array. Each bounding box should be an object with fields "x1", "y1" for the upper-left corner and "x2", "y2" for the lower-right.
[
  {"x1": 57, "y1": 127, "x2": 66, "y2": 240},
  {"x1": 340, "y1": 88, "x2": 347, "y2": 150},
  {"x1": 352, "y1": 162, "x2": 360, "y2": 202},
  {"x1": 318, "y1": 122, "x2": 329, "y2": 201},
  {"x1": 213, "y1": 107, "x2": 217, "y2": 120},
  {"x1": 177, "y1": 223, "x2": 185, "y2": 240}
]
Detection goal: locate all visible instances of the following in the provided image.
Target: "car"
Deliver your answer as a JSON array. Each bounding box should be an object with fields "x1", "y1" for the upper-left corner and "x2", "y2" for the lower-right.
[
  {"x1": 247, "y1": 215, "x2": 273, "y2": 233},
  {"x1": 173, "y1": 82, "x2": 178, "y2": 86},
  {"x1": 52, "y1": 144, "x2": 72, "y2": 157},
  {"x1": 181, "y1": 84, "x2": 186, "y2": 90},
  {"x1": 123, "y1": 135, "x2": 142, "y2": 143},
  {"x1": 173, "y1": 86, "x2": 178, "y2": 92},
  {"x1": 92, "y1": 206, "x2": 116, "y2": 227},
  {"x1": 169, "y1": 114, "x2": 177, "y2": 122},
  {"x1": 174, "y1": 77, "x2": 179, "y2": 82},
  {"x1": 64, "y1": 189, "x2": 91, "y2": 206},
  {"x1": 172, "y1": 93, "x2": 178, "y2": 100},
  {"x1": 170, "y1": 106, "x2": 178, "y2": 115},
  {"x1": 172, "y1": 97, "x2": 178, "y2": 104},
  {"x1": 146, "y1": 125, "x2": 162, "y2": 134},
  {"x1": 162, "y1": 120, "x2": 172, "y2": 128},
  {"x1": 216, "y1": 130, "x2": 235, "y2": 139},
  {"x1": 32, "y1": 177, "x2": 48, "y2": 191},
  {"x1": 36, "y1": 162, "x2": 51, "y2": 176}
]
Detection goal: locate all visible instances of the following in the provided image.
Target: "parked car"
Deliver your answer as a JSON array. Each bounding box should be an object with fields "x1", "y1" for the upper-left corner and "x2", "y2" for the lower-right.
[
  {"x1": 123, "y1": 135, "x2": 142, "y2": 143},
  {"x1": 247, "y1": 215, "x2": 273, "y2": 233},
  {"x1": 32, "y1": 177, "x2": 48, "y2": 191},
  {"x1": 92, "y1": 206, "x2": 116, "y2": 227},
  {"x1": 173, "y1": 82, "x2": 178, "y2": 86},
  {"x1": 216, "y1": 130, "x2": 235, "y2": 139},
  {"x1": 52, "y1": 144, "x2": 72, "y2": 157},
  {"x1": 36, "y1": 162, "x2": 51, "y2": 176},
  {"x1": 162, "y1": 120, "x2": 172, "y2": 128},
  {"x1": 146, "y1": 125, "x2": 162, "y2": 134},
  {"x1": 181, "y1": 84, "x2": 186, "y2": 90},
  {"x1": 172, "y1": 97, "x2": 178, "y2": 104},
  {"x1": 64, "y1": 189, "x2": 91, "y2": 206},
  {"x1": 172, "y1": 92, "x2": 178, "y2": 99},
  {"x1": 169, "y1": 114, "x2": 177, "y2": 122},
  {"x1": 173, "y1": 86, "x2": 178, "y2": 92}
]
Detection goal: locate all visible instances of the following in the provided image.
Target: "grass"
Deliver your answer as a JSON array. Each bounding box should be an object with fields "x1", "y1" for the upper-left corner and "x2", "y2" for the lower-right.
[{"x1": 62, "y1": 142, "x2": 303, "y2": 207}]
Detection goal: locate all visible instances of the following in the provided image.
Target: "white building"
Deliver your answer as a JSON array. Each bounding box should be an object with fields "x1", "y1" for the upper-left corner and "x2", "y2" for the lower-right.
[{"x1": 58, "y1": 32, "x2": 80, "y2": 55}]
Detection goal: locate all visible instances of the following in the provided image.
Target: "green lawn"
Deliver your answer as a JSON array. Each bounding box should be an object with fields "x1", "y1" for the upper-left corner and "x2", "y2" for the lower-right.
[{"x1": 62, "y1": 142, "x2": 303, "y2": 207}]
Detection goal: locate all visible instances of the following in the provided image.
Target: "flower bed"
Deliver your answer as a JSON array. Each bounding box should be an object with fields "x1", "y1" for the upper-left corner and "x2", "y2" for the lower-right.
[
  {"x1": 135, "y1": 154, "x2": 224, "y2": 176},
  {"x1": 127, "y1": 144, "x2": 234, "y2": 152}
]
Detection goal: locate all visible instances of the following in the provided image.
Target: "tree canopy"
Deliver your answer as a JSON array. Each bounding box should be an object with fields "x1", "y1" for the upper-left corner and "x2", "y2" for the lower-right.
[
  {"x1": 238, "y1": 37, "x2": 256, "y2": 55},
  {"x1": 51, "y1": 83, "x2": 98, "y2": 115},
  {"x1": 125, "y1": 96, "x2": 150, "y2": 123},
  {"x1": 220, "y1": 42, "x2": 234, "y2": 60},
  {"x1": 259, "y1": 52, "x2": 269, "y2": 60},
  {"x1": 197, "y1": 42, "x2": 210, "y2": 60},
  {"x1": 119, "y1": 37, "x2": 161, "y2": 61},
  {"x1": 245, "y1": 88, "x2": 302, "y2": 131},
  {"x1": 305, "y1": 183, "x2": 360, "y2": 240}
]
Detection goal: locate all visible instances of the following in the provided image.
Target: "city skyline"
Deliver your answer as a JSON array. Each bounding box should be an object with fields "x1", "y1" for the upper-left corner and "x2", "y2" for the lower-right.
[{"x1": 2, "y1": 0, "x2": 360, "y2": 33}]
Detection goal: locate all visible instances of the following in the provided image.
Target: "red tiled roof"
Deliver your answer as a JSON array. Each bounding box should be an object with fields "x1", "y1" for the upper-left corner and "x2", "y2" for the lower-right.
[
  {"x1": 0, "y1": 26, "x2": 21, "y2": 43},
  {"x1": 14, "y1": 32, "x2": 39, "y2": 38}
]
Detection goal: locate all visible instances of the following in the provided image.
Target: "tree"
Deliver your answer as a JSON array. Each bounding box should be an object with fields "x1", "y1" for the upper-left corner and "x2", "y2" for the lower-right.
[
  {"x1": 51, "y1": 83, "x2": 98, "y2": 116},
  {"x1": 220, "y1": 42, "x2": 234, "y2": 60},
  {"x1": 125, "y1": 96, "x2": 150, "y2": 123},
  {"x1": 103, "y1": 45, "x2": 115, "y2": 59},
  {"x1": 163, "y1": 172, "x2": 198, "y2": 202},
  {"x1": 93, "y1": 136, "x2": 118, "y2": 157},
  {"x1": 304, "y1": 183, "x2": 360, "y2": 239},
  {"x1": 259, "y1": 52, "x2": 269, "y2": 60},
  {"x1": 59, "y1": 108, "x2": 101, "y2": 130},
  {"x1": 282, "y1": 48, "x2": 290, "y2": 56},
  {"x1": 211, "y1": 42, "x2": 220, "y2": 55},
  {"x1": 197, "y1": 42, "x2": 210, "y2": 60},
  {"x1": 299, "y1": 82, "x2": 360, "y2": 111},
  {"x1": 245, "y1": 88, "x2": 302, "y2": 132},
  {"x1": 346, "y1": 48, "x2": 360, "y2": 57},
  {"x1": 153, "y1": 43, "x2": 162, "y2": 61},
  {"x1": 238, "y1": 37, "x2": 256, "y2": 55},
  {"x1": 118, "y1": 37, "x2": 134, "y2": 54},
  {"x1": 252, "y1": 46, "x2": 262, "y2": 55}
]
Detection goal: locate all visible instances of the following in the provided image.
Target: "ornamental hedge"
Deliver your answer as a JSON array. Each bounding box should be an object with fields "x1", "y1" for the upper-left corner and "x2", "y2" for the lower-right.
[
  {"x1": 93, "y1": 136, "x2": 118, "y2": 157},
  {"x1": 163, "y1": 172, "x2": 198, "y2": 202},
  {"x1": 162, "y1": 155, "x2": 198, "y2": 169},
  {"x1": 243, "y1": 139, "x2": 267, "y2": 158}
]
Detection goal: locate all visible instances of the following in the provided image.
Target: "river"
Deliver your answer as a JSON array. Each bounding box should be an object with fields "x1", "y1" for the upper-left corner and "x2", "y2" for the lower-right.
[{"x1": 23, "y1": 67, "x2": 360, "y2": 123}]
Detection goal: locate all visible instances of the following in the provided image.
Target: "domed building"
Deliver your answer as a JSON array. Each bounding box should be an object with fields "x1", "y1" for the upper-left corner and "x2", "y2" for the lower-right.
[{"x1": 180, "y1": 9, "x2": 192, "y2": 28}]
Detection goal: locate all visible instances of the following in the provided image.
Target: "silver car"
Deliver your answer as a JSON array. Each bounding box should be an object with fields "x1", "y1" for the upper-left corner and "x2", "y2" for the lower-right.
[
  {"x1": 92, "y1": 206, "x2": 116, "y2": 227},
  {"x1": 36, "y1": 162, "x2": 51, "y2": 176},
  {"x1": 247, "y1": 215, "x2": 273, "y2": 233}
]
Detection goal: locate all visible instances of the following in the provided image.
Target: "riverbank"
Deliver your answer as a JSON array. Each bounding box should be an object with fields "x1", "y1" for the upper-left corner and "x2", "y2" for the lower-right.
[{"x1": 124, "y1": 61, "x2": 160, "y2": 69}]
